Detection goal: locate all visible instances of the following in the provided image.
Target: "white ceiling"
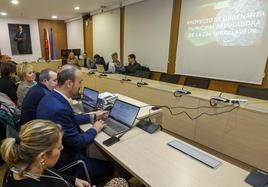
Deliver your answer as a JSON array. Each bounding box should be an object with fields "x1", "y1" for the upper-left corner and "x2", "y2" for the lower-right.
[{"x1": 0, "y1": 0, "x2": 123, "y2": 20}]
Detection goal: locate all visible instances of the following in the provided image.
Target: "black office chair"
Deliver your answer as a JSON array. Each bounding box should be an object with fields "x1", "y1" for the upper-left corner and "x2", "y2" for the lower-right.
[
  {"x1": 184, "y1": 76, "x2": 210, "y2": 89},
  {"x1": 58, "y1": 160, "x2": 91, "y2": 183},
  {"x1": 160, "y1": 73, "x2": 180, "y2": 84},
  {"x1": 134, "y1": 70, "x2": 151, "y2": 79},
  {"x1": 236, "y1": 85, "x2": 268, "y2": 100}
]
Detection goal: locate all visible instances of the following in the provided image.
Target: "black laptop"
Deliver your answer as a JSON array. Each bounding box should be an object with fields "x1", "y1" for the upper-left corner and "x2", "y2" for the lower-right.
[
  {"x1": 103, "y1": 99, "x2": 140, "y2": 136},
  {"x1": 72, "y1": 87, "x2": 99, "y2": 113}
]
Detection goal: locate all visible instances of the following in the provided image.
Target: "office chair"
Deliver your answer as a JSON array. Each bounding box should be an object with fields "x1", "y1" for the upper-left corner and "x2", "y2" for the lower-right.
[
  {"x1": 160, "y1": 73, "x2": 180, "y2": 84},
  {"x1": 184, "y1": 76, "x2": 210, "y2": 89},
  {"x1": 236, "y1": 85, "x2": 268, "y2": 100},
  {"x1": 58, "y1": 160, "x2": 91, "y2": 183},
  {"x1": 134, "y1": 70, "x2": 151, "y2": 79}
]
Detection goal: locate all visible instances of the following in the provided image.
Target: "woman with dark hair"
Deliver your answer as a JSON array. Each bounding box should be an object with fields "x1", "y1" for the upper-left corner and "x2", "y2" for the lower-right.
[{"x1": 0, "y1": 63, "x2": 17, "y2": 104}]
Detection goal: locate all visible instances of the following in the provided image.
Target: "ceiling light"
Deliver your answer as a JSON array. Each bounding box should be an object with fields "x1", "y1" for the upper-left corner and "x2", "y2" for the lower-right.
[
  {"x1": 11, "y1": 0, "x2": 19, "y2": 5},
  {"x1": 51, "y1": 15, "x2": 57, "y2": 19},
  {"x1": 74, "y1": 6, "x2": 80, "y2": 10},
  {"x1": 0, "y1": 12, "x2": 7, "y2": 16}
]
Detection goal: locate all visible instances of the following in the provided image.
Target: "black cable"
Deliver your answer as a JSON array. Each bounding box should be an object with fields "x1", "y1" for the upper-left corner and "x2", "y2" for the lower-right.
[{"x1": 158, "y1": 104, "x2": 239, "y2": 120}]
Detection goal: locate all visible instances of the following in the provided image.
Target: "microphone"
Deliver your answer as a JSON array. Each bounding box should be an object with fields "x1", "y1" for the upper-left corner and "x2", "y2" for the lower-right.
[
  {"x1": 121, "y1": 66, "x2": 131, "y2": 82},
  {"x1": 174, "y1": 86, "x2": 191, "y2": 97},
  {"x1": 210, "y1": 93, "x2": 229, "y2": 106},
  {"x1": 137, "y1": 70, "x2": 148, "y2": 87}
]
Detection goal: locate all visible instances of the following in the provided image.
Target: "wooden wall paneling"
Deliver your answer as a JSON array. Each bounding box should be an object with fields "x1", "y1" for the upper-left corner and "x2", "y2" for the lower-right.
[
  {"x1": 38, "y1": 19, "x2": 67, "y2": 59},
  {"x1": 209, "y1": 80, "x2": 238, "y2": 94},
  {"x1": 83, "y1": 16, "x2": 93, "y2": 58},
  {"x1": 120, "y1": 7, "x2": 125, "y2": 63},
  {"x1": 150, "y1": 71, "x2": 161, "y2": 81},
  {"x1": 167, "y1": 0, "x2": 181, "y2": 74}
]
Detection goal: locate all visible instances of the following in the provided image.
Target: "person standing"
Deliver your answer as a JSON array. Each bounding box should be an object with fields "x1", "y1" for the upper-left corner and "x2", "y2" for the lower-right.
[{"x1": 14, "y1": 25, "x2": 26, "y2": 54}]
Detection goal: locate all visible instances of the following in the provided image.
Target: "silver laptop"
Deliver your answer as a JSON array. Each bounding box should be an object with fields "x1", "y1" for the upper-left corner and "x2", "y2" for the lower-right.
[
  {"x1": 72, "y1": 87, "x2": 99, "y2": 113},
  {"x1": 103, "y1": 99, "x2": 140, "y2": 136}
]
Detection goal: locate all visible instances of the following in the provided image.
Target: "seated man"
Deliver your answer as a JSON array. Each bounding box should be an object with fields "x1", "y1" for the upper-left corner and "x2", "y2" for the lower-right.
[
  {"x1": 36, "y1": 64, "x2": 114, "y2": 185},
  {"x1": 106, "y1": 52, "x2": 125, "y2": 73},
  {"x1": 91, "y1": 54, "x2": 106, "y2": 69},
  {"x1": 20, "y1": 68, "x2": 57, "y2": 125},
  {"x1": 126, "y1": 54, "x2": 141, "y2": 76}
]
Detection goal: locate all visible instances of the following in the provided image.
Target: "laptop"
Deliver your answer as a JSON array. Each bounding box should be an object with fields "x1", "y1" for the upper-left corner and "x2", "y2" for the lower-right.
[
  {"x1": 72, "y1": 87, "x2": 99, "y2": 113},
  {"x1": 96, "y1": 64, "x2": 106, "y2": 73},
  {"x1": 103, "y1": 99, "x2": 140, "y2": 136}
]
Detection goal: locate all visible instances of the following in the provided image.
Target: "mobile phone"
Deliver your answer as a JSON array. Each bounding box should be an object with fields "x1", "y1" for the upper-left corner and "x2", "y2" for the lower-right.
[{"x1": 102, "y1": 136, "x2": 120, "y2": 147}]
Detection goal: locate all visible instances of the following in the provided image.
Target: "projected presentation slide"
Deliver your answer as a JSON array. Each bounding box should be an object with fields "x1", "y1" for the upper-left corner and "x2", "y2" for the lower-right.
[{"x1": 186, "y1": 0, "x2": 267, "y2": 47}]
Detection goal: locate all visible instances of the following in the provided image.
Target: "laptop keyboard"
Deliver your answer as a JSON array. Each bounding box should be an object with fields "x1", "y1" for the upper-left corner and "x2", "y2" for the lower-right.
[{"x1": 106, "y1": 119, "x2": 126, "y2": 132}]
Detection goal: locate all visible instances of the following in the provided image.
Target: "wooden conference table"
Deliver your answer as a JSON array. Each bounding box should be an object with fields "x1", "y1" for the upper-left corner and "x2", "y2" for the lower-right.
[
  {"x1": 80, "y1": 94, "x2": 250, "y2": 187},
  {"x1": 25, "y1": 61, "x2": 268, "y2": 171}
]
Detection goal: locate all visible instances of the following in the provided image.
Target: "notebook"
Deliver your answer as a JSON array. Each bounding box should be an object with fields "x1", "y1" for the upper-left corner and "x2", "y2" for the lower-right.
[
  {"x1": 103, "y1": 99, "x2": 140, "y2": 136},
  {"x1": 72, "y1": 87, "x2": 99, "y2": 113}
]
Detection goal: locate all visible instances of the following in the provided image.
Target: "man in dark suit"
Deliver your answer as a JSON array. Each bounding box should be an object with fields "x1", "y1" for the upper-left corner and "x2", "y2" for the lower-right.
[
  {"x1": 14, "y1": 25, "x2": 26, "y2": 54},
  {"x1": 20, "y1": 69, "x2": 57, "y2": 125},
  {"x1": 126, "y1": 54, "x2": 141, "y2": 76},
  {"x1": 36, "y1": 65, "x2": 114, "y2": 185}
]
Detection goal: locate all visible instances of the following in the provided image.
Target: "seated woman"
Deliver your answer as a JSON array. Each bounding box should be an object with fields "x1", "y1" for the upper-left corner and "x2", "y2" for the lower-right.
[
  {"x1": 0, "y1": 63, "x2": 17, "y2": 104},
  {"x1": 1, "y1": 120, "x2": 91, "y2": 187},
  {"x1": 16, "y1": 64, "x2": 37, "y2": 108},
  {"x1": 1, "y1": 120, "x2": 129, "y2": 187},
  {"x1": 67, "y1": 52, "x2": 79, "y2": 66}
]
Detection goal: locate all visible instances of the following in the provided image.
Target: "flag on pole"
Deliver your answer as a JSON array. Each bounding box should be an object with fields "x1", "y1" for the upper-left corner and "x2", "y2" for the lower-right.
[
  {"x1": 44, "y1": 29, "x2": 49, "y2": 60},
  {"x1": 46, "y1": 29, "x2": 51, "y2": 60},
  {"x1": 51, "y1": 28, "x2": 57, "y2": 60}
]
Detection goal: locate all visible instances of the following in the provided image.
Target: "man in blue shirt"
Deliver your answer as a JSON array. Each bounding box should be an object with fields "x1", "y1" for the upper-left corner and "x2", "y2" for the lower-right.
[
  {"x1": 36, "y1": 65, "x2": 114, "y2": 185},
  {"x1": 20, "y1": 68, "x2": 57, "y2": 125}
]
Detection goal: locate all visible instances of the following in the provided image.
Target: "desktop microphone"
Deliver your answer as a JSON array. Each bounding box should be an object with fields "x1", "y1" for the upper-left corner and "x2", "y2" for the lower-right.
[
  {"x1": 137, "y1": 77, "x2": 148, "y2": 87},
  {"x1": 209, "y1": 93, "x2": 229, "y2": 106},
  {"x1": 173, "y1": 86, "x2": 191, "y2": 97},
  {"x1": 121, "y1": 68, "x2": 131, "y2": 82}
]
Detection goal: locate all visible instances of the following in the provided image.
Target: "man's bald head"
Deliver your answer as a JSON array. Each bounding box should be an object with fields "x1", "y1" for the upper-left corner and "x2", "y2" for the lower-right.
[{"x1": 57, "y1": 64, "x2": 80, "y2": 86}]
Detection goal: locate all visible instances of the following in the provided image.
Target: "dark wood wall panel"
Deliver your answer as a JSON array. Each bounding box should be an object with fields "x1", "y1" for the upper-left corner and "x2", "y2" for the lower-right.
[
  {"x1": 83, "y1": 17, "x2": 93, "y2": 58},
  {"x1": 38, "y1": 19, "x2": 67, "y2": 59}
]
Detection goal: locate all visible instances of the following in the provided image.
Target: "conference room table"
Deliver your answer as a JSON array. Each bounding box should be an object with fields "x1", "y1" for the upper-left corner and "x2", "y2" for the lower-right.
[
  {"x1": 26, "y1": 61, "x2": 268, "y2": 171},
  {"x1": 80, "y1": 94, "x2": 251, "y2": 187}
]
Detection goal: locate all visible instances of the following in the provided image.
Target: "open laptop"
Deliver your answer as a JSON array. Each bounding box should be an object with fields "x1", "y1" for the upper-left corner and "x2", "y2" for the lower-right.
[
  {"x1": 72, "y1": 87, "x2": 99, "y2": 113},
  {"x1": 103, "y1": 99, "x2": 140, "y2": 136},
  {"x1": 96, "y1": 64, "x2": 106, "y2": 73}
]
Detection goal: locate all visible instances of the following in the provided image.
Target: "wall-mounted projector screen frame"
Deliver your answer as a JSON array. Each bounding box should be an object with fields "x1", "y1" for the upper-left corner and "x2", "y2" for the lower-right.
[{"x1": 175, "y1": 0, "x2": 268, "y2": 85}]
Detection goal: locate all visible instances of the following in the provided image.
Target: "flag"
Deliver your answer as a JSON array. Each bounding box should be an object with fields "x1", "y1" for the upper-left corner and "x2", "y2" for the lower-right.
[
  {"x1": 44, "y1": 29, "x2": 49, "y2": 60},
  {"x1": 44, "y1": 29, "x2": 51, "y2": 60},
  {"x1": 51, "y1": 28, "x2": 57, "y2": 60}
]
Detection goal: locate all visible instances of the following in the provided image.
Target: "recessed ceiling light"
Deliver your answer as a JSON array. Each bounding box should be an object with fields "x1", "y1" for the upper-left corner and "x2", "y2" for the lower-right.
[
  {"x1": 11, "y1": 0, "x2": 19, "y2": 5},
  {"x1": 74, "y1": 6, "x2": 80, "y2": 10},
  {"x1": 0, "y1": 12, "x2": 7, "y2": 16},
  {"x1": 51, "y1": 15, "x2": 57, "y2": 19}
]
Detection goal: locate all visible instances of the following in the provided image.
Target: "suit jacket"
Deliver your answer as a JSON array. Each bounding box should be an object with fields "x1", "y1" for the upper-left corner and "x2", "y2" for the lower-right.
[
  {"x1": 20, "y1": 82, "x2": 50, "y2": 125},
  {"x1": 36, "y1": 90, "x2": 97, "y2": 168}
]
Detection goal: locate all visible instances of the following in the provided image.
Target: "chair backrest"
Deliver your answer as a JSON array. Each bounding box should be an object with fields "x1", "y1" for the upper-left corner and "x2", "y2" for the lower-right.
[
  {"x1": 236, "y1": 85, "x2": 268, "y2": 100},
  {"x1": 184, "y1": 76, "x2": 210, "y2": 89},
  {"x1": 134, "y1": 70, "x2": 151, "y2": 79},
  {"x1": 160, "y1": 73, "x2": 180, "y2": 84}
]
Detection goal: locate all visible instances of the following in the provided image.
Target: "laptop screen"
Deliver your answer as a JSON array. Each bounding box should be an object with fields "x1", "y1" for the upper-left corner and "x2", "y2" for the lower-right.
[
  {"x1": 82, "y1": 87, "x2": 99, "y2": 107},
  {"x1": 109, "y1": 100, "x2": 140, "y2": 128}
]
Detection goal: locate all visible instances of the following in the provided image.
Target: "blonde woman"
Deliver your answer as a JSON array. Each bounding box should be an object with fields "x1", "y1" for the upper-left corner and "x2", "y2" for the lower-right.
[
  {"x1": 16, "y1": 64, "x2": 37, "y2": 107},
  {"x1": 1, "y1": 120, "x2": 91, "y2": 187},
  {"x1": 67, "y1": 52, "x2": 79, "y2": 66}
]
